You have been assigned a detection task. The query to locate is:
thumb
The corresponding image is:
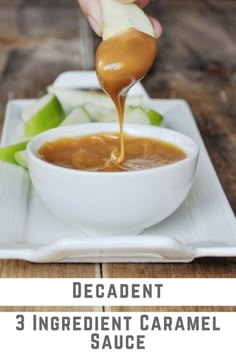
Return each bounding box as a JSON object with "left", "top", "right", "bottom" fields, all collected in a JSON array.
[{"left": 78, "top": 0, "right": 102, "bottom": 36}]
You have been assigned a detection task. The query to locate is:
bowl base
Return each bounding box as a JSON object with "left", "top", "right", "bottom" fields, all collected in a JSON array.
[{"left": 80, "top": 226, "right": 144, "bottom": 237}]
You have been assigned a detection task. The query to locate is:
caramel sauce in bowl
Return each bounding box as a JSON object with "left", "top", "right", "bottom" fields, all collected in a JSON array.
[
  {"left": 38, "top": 133, "right": 186, "bottom": 172},
  {"left": 96, "top": 29, "right": 157, "bottom": 163},
  {"left": 27, "top": 123, "right": 199, "bottom": 236}
]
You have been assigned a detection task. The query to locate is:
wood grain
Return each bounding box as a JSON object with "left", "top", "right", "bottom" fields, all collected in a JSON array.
[
  {"left": 0, "top": 0, "right": 235, "bottom": 313},
  {"left": 0, "top": 306, "right": 102, "bottom": 312},
  {"left": 0, "top": 260, "right": 101, "bottom": 278},
  {"left": 105, "top": 306, "right": 236, "bottom": 312}
]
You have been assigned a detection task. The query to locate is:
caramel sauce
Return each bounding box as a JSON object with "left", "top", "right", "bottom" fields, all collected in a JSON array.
[
  {"left": 38, "top": 133, "right": 186, "bottom": 172},
  {"left": 96, "top": 29, "right": 157, "bottom": 163}
]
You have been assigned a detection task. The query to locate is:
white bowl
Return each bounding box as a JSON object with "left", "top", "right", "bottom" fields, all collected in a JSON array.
[{"left": 27, "top": 123, "right": 199, "bottom": 236}]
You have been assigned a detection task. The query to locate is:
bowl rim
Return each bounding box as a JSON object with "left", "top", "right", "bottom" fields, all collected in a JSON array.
[{"left": 27, "top": 123, "right": 199, "bottom": 177}]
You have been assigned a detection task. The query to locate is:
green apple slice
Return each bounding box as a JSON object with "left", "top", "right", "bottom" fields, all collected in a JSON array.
[
  {"left": 83, "top": 103, "right": 163, "bottom": 126},
  {"left": 125, "top": 106, "right": 150, "bottom": 124},
  {"left": 60, "top": 106, "right": 91, "bottom": 126},
  {"left": 144, "top": 108, "right": 164, "bottom": 126},
  {"left": 125, "top": 106, "right": 163, "bottom": 125},
  {"left": 47, "top": 86, "right": 143, "bottom": 113},
  {"left": 100, "top": 0, "right": 155, "bottom": 40},
  {"left": 0, "top": 141, "right": 28, "bottom": 164},
  {"left": 23, "top": 94, "right": 64, "bottom": 138},
  {"left": 14, "top": 150, "right": 28, "bottom": 169},
  {"left": 83, "top": 103, "right": 117, "bottom": 122}
]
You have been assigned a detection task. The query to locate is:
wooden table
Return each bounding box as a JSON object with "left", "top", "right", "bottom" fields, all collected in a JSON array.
[{"left": 0, "top": 0, "right": 235, "bottom": 311}]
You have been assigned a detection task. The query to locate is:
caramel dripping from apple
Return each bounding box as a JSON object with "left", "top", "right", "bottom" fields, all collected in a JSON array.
[{"left": 96, "top": 28, "right": 157, "bottom": 164}]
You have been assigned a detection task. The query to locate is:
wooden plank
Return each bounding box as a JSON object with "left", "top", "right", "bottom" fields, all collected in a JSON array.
[
  {"left": 103, "top": 258, "right": 236, "bottom": 279},
  {"left": 17, "top": 1, "right": 79, "bottom": 39},
  {"left": 0, "top": 260, "right": 101, "bottom": 278},
  {"left": 105, "top": 306, "right": 236, "bottom": 312},
  {"left": 0, "top": 6, "right": 19, "bottom": 37},
  {"left": 0, "top": 306, "right": 102, "bottom": 312}
]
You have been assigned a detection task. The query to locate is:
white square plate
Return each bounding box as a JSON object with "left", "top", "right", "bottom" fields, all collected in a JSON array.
[{"left": 0, "top": 71, "right": 235, "bottom": 263}]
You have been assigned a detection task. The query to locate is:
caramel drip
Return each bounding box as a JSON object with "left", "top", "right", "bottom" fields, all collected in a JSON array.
[{"left": 96, "top": 29, "right": 157, "bottom": 164}]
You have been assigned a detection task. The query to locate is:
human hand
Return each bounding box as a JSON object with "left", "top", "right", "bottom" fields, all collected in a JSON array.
[{"left": 78, "top": 0, "right": 162, "bottom": 38}]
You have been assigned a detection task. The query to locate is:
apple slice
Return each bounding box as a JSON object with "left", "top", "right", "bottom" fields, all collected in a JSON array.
[
  {"left": 100, "top": 0, "right": 155, "bottom": 40},
  {"left": 143, "top": 107, "right": 163, "bottom": 126},
  {"left": 0, "top": 141, "right": 28, "bottom": 165},
  {"left": 23, "top": 94, "right": 64, "bottom": 138},
  {"left": 47, "top": 86, "right": 143, "bottom": 113},
  {"left": 125, "top": 106, "right": 163, "bottom": 126},
  {"left": 84, "top": 103, "right": 117, "bottom": 122},
  {"left": 14, "top": 150, "right": 28, "bottom": 169},
  {"left": 83, "top": 103, "right": 163, "bottom": 126},
  {"left": 60, "top": 107, "right": 91, "bottom": 126}
]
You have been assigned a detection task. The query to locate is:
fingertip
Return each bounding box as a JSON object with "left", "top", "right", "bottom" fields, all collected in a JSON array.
[
  {"left": 149, "top": 17, "right": 162, "bottom": 38},
  {"left": 136, "top": 0, "right": 150, "bottom": 8}
]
